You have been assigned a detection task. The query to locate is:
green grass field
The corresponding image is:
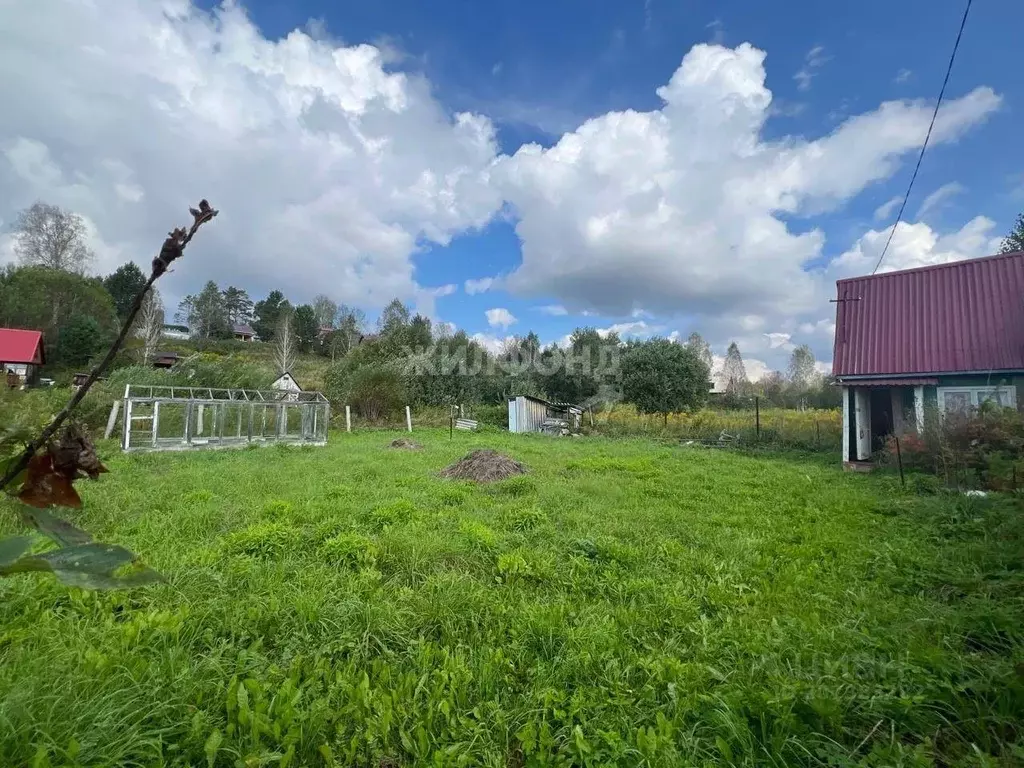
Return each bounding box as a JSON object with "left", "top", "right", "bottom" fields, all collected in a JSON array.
[{"left": 1, "top": 431, "right": 1022, "bottom": 767}]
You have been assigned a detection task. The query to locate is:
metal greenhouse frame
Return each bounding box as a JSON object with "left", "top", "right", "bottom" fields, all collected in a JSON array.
[{"left": 120, "top": 385, "right": 329, "bottom": 452}]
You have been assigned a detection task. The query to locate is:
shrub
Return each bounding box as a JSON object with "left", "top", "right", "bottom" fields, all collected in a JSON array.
[
  {"left": 883, "top": 405, "right": 1024, "bottom": 490},
  {"left": 348, "top": 366, "right": 403, "bottom": 421}
]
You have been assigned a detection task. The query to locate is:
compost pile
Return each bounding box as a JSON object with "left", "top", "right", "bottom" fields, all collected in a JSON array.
[
  {"left": 389, "top": 438, "right": 422, "bottom": 450},
  {"left": 440, "top": 449, "right": 526, "bottom": 483}
]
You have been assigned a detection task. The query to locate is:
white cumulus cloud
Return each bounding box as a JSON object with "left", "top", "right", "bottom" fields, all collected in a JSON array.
[
  {"left": 485, "top": 307, "right": 517, "bottom": 328},
  {"left": 0, "top": 0, "right": 502, "bottom": 309}
]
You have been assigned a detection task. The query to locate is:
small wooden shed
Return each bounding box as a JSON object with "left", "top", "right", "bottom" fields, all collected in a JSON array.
[{"left": 0, "top": 328, "right": 45, "bottom": 388}]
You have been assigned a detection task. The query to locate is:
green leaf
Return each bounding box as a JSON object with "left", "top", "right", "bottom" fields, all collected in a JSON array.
[
  {"left": 0, "top": 455, "right": 27, "bottom": 494},
  {"left": 0, "top": 535, "right": 33, "bottom": 567},
  {"left": 0, "top": 542, "right": 165, "bottom": 590},
  {"left": 51, "top": 566, "right": 164, "bottom": 590},
  {"left": 204, "top": 728, "right": 223, "bottom": 768},
  {"left": 19, "top": 507, "right": 93, "bottom": 547}
]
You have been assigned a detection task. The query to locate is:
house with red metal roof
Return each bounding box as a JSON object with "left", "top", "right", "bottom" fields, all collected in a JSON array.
[
  {"left": 0, "top": 328, "right": 46, "bottom": 388},
  {"left": 832, "top": 251, "right": 1024, "bottom": 464}
]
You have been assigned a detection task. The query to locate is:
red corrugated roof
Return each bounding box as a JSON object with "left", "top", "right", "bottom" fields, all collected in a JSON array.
[
  {"left": 832, "top": 252, "right": 1024, "bottom": 377},
  {"left": 0, "top": 328, "right": 45, "bottom": 365}
]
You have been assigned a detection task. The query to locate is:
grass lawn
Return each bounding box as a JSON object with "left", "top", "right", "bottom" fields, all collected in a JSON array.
[{"left": 1, "top": 431, "right": 1022, "bottom": 767}]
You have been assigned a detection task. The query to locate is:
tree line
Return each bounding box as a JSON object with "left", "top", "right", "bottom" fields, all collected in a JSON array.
[{"left": 9, "top": 198, "right": 1021, "bottom": 414}]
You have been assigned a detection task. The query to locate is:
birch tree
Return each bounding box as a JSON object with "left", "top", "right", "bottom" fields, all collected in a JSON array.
[
  {"left": 135, "top": 288, "right": 164, "bottom": 364},
  {"left": 12, "top": 202, "right": 94, "bottom": 273},
  {"left": 273, "top": 311, "right": 296, "bottom": 374}
]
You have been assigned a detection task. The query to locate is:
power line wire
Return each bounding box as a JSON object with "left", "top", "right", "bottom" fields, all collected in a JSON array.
[{"left": 871, "top": 0, "right": 973, "bottom": 275}]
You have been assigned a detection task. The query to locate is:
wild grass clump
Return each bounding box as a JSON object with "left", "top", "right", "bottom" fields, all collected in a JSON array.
[{"left": 0, "top": 429, "right": 1021, "bottom": 766}]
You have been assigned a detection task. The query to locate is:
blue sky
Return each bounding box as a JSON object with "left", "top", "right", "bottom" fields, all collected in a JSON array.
[
  {"left": 249, "top": 0, "right": 1023, "bottom": 364},
  {"left": 2, "top": 0, "right": 1023, "bottom": 376}
]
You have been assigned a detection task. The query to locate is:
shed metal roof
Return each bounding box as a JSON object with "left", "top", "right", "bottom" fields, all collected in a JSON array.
[
  {"left": 832, "top": 252, "right": 1024, "bottom": 378},
  {"left": 0, "top": 328, "right": 45, "bottom": 365}
]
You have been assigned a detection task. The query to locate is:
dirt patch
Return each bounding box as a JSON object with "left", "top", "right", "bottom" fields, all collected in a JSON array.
[
  {"left": 389, "top": 438, "right": 422, "bottom": 450},
  {"left": 440, "top": 449, "right": 527, "bottom": 483}
]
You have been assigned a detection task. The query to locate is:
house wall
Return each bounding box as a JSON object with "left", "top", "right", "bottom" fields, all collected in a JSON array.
[{"left": 931, "top": 374, "right": 1019, "bottom": 412}]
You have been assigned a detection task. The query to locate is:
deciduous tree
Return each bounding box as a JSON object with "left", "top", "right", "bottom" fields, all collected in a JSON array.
[
  {"left": 134, "top": 289, "right": 164, "bottom": 364},
  {"left": 273, "top": 311, "right": 297, "bottom": 374},
  {"left": 56, "top": 315, "right": 105, "bottom": 367},
  {"left": 1000, "top": 212, "right": 1024, "bottom": 254},
  {"left": 622, "top": 338, "right": 709, "bottom": 424},
  {"left": 0, "top": 265, "right": 117, "bottom": 358},
  {"left": 12, "top": 202, "right": 94, "bottom": 273},
  {"left": 685, "top": 331, "right": 713, "bottom": 370},
  {"left": 722, "top": 342, "right": 748, "bottom": 393},
  {"left": 787, "top": 344, "right": 816, "bottom": 387},
  {"left": 312, "top": 294, "right": 338, "bottom": 329}
]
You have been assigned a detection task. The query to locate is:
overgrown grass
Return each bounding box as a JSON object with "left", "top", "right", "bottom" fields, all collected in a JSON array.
[
  {"left": 593, "top": 403, "right": 843, "bottom": 450},
  {"left": 1, "top": 431, "right": 1021, "bottom": 766}
]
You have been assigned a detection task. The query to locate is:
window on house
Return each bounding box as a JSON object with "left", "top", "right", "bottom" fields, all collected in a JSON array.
[{"left": 938, "top": 386, "right": 1016, "bottom": 414}]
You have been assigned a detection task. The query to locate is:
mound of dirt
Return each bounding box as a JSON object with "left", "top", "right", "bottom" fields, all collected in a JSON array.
[
  {"left": 440, "top": 449, "right": 526, "bottom": 483},
  {"left": 389, "top": 438, "right": 422, "bottom": 450}
]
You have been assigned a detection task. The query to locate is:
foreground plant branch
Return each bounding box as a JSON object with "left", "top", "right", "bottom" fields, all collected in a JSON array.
[{"left": 0, "top": 200, "right": 218, "bottom": 495}]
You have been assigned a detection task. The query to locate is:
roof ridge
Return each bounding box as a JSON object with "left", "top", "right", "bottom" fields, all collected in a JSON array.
[{"left": 836, "top": 250, "right": 1024, "bottom": 284}]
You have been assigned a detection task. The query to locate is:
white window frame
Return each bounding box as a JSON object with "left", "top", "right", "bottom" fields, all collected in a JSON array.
[{"left": 937, "top": 385, "right": 1016, "bottom": 415}]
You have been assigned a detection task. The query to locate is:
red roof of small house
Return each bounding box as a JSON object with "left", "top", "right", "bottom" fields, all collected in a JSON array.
[
  {"left": 832, "top": 251, "right": 1024, "bottom": 378},
  {"left": 0, "top": 328, "right": 45, "bottom": 365}
]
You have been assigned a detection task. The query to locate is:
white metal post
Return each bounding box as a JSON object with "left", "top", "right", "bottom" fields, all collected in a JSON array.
[
  {"left": 854, "top": 388, "right": 871, "bottom": 461},
  {"left": 406, "top": 405, "right": 412, "bottom": 433},
  {"left": 345, "top": 405, "right": 352, "bottom": 433},
  {"left": 841, "top": 386, "right": 849, "bottom": 462},
  {"left": 914, "top": 385, "right": 925, "bottom": 433},
  {"left": 151, "top": 401, "right": 160, "bottom": 447},
  {"left": 122, "top": 398, "right": 132, "bottom": 450}
]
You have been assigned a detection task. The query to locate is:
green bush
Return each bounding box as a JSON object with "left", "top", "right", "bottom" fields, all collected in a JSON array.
[{"left": 349, "top": 366, "right": 403, "bottom": 421}]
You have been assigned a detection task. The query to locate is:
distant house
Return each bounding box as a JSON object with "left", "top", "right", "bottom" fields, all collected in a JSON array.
[
  {"left": 162, "top": 324, "right": 191, "bottom": 340},
  {"left": 0, "top": 328, "right": 45, "bottom": 388},
  {"left": 508, "top": 395, "right": 582, "bottom": 434},
  {"left": 233, "top": 323, "right": 256, "bottom": 342},
  {"left": 152, "top": 351, "right": 180, "bottom": 369},
  {"left": 833, "top": 251, "right": 1024, "bottom": 465},
  {"left": 271, "top": 371, "right": 302, "bottom": 402}
]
